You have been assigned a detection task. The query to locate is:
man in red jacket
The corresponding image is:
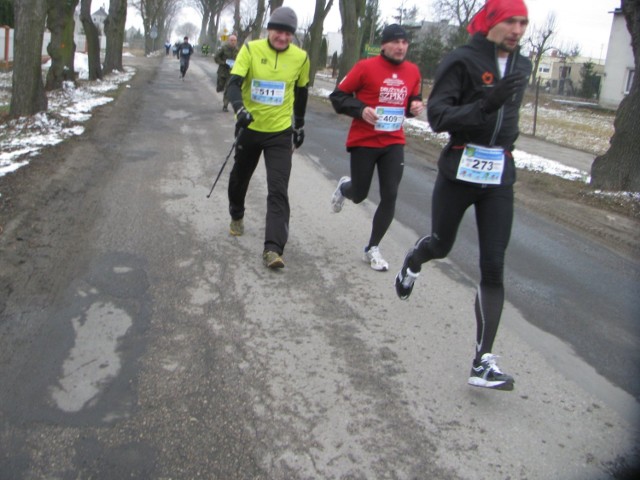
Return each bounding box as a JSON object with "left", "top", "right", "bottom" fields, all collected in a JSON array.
[{"left": 329, "top": 24, "right": 424, "bottom": 271}]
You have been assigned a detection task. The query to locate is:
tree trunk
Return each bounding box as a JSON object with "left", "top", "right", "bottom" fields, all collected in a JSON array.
[
  {"left": 10, "top": 0, "right": 48, "bottom": 117},
  {"left": 198, "top": 4, "right": 210, "bottom": 46},
  {"left": 337, "top": 0, "right": 366, "bottom": 84},
  {"left": 250, "top": 0, "right": 266, "bottom": 41},
  {"left": 103, "top": 0, "right": 127, "bottom": 74},
  {"left": 591, "top": 0, "right": 640, "bottom": 191},
  {"left": 307, "top": 0, "right": 333, "bottom": 87},
  {"left": 80, "top": 0, "right": 102, "bottom": 81},
  {"left": 207, "top": 11, "right": 220, "bottom": 49},
  {"left": 268, "top": 0, "right": 284, "bottom": 14},
  {"left": 45, "top": 0, "right": 79, "bottom": 91}
]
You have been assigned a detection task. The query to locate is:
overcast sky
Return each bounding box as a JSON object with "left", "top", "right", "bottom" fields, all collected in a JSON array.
[{"left": 116, "top": 0, "right": 620, "bottom": 61}]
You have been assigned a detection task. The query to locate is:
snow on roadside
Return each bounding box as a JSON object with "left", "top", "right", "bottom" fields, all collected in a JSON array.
[
  {"left": 1, "top": 61, "right": 637, "bottom": 203},
  {"left": 0, "top": 52, "right": 134, "bottom": 177},
  {"left": 313, "top": 85, "right": 592, "bottom": 183}
]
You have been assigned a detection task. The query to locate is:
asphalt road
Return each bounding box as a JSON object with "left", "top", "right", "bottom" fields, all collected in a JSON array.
[
  {"left": 306, "top": 77, "right": 640, "bottom": 407},
  {"left": 0, "top": 55, "right": 638, "bottom": 479}
]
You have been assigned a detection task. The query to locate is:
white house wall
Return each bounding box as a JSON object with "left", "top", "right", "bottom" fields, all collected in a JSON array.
[{"left": 600, "top": 11, "right": 635, "bottom": 110}]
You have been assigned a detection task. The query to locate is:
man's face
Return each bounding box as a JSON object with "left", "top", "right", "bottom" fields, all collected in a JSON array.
[
  {"left": 229, "top": 36, "right": 237, "bottom": 47},
  {"left": 487, "top": 16, "right": 529, "bottom": 53},
  {"left": 268, "top": 29, "right": 294, "bottom": 51},
  {"left": 382, "top": 39, "right": 409, "bottom": 62}
]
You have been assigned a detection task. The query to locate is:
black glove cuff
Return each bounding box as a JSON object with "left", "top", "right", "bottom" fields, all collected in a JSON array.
[{"left": 480, "top": 98, "right": 497, "bottom": 115}]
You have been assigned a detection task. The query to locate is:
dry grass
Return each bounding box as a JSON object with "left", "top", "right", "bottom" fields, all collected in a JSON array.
[
  {"left": 519, "top": 93, "right": 615, "bottom": 155},
  {"left": 418, "top": 82, "right": 616, "bottom": 156}
]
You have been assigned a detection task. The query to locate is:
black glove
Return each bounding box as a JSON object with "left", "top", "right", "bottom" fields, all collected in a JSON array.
[
  {"left": 483, "top": 74, "right": 525, "bottom": 113},
  {"left": 235, "top": 107, "right": 253, "bottom": 129},
  {"left": 293, "top": 127, "right": 305, "bottom": 149}
]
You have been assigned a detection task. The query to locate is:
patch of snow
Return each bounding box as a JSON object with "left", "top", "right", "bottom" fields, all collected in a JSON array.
[{"left": 0, "top": 52, "right": 134, "bottom": 177}]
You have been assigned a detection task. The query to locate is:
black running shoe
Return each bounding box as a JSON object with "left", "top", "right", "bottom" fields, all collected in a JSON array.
[
  {"left": 394, "top": 249, "right": 419, "bottom": 300},
  {"left": 468, "top": 353, "right": 515, "bottom": 391}
]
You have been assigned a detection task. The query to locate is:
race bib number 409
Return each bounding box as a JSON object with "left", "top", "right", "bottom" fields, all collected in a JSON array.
[
  {"left": 374, "top": 106, "right": 404, "bottom": 131},
  {"left": 250, "top": 79, "right": 285, "bottom": 105}
]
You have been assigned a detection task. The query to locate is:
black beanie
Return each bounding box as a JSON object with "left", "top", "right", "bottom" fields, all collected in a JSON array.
[
  {"left": 381, "top": 24, "right": 408, "bottom": 44},
  {"left": 267, "top": 6, "right": 298, "bottom": 34}
]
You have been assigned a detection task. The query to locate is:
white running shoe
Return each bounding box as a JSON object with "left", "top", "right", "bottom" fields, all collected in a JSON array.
[
  {"left": 363, "top": 246, "right": 389, "bottom": 271},
  {"left": 331, "top": 176, "right": 350, "bottom": 213}
]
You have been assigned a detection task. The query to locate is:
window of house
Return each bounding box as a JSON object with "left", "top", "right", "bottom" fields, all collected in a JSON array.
[{"left": 624, "top": 69, "right": 635, "bottom": 94}]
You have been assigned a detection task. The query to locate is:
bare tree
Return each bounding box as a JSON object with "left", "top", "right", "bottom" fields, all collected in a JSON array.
[
  {"left": 45, "top": 0, "right": 79, "bottom": 91},
  {"left": 10, "top": 0, "right": 48, "bottom": 117},
  {"left": 307, "top": 0, "right": 334, "bottom": 87},
  {"left": 176, "top": 21, "right": 199, "bottom": 39},
  {"left": 591, "top": 0, "right": 640, "bottom": 191},
  {"left": 189, "top": 0, "right": 211, "bottom": 45},
  {"left": 205, "top": 0, "right": 233, "bottom": 48},
  {"left": 131, "top": 0, "right": 181, "bottom": 54},
  {"left": 80, "top": 0, "right": 103, "bottom": 81},
  {"left": 432, "top": 0, "right": 481, "bottom": 48},
  {"left": 433, "top": 0, "right": 481, "bottom": 26},
  {"left": 268, "top": 0, "right": 283, "bottom": 13},
  {"left": 337, "top": 0, "right": 366, "bottom": 83},
  {"left": 233, "top": 0, "right": 266, "bottom": 44},
  {"left": 392, "top": 1, "right": 419, "bottom": 25},
  {"left": 103, "top": 0, "right": 127, "bottom": 73},
  {"left": 526, "top": 12, "right": 557, "bottom": 87}
]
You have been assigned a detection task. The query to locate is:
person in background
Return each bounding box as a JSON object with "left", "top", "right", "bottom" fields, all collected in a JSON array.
[
  {"left": 178, "top": 36, "right": 194, "bottom": 79},
  {"left": 329, "top": 24, "right": 424, "bottom": 271},
  {"left": 394, "top": 0, "right": 531, "bottom": 391},
  {"left": 164, "top": 40, "right": 171, "bottom": 55},
  {"left": 225, "top": 7, "right": 310, "bottom": 269},
  {"left": 214, "top": 34, "right": 239, "bottom": 112}
]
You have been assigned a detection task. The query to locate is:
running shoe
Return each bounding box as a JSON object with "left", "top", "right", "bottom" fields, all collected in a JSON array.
[
  {"left": 363, "top": 246, "right": 389, "bottom": 271},
  {"left": 263, "top": 250, "right": 285, "bottom": 269},
  {"left": 394, "top": 256, "right": 419, "bottom": 300},
  {"left": 331, "top": 176, "right": 350, "bottom": 213},
  {"left": 468, "top": 353, "right": 515, "bottom": 391},
  {"left": 229, "top": 218, "right": 244, "bottom": 236}
]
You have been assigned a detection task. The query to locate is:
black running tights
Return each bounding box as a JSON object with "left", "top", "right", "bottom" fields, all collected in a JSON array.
[
  {"left": 340, "top": 144, "right": 404, "bottom": 248},
  {"left": 408, "top": 174, "right": 514, "bottom": 361}
]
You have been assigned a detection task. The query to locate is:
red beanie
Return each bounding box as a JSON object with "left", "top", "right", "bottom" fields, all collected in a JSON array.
[{"left": 467, "top": 0, "right": 528, "bottom": 35}]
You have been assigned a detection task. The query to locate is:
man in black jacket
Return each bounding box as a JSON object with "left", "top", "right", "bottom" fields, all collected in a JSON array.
[
  {"left": 395, "top": 0, "right": 531, "bottom": 391},
  {"left": 178, "top": 36, "right": 194, "bottom": 79}
]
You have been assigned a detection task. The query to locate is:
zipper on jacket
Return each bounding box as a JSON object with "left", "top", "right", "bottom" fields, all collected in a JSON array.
[{"left": 489, "top": 45, "right": 520, "bottom": 146}]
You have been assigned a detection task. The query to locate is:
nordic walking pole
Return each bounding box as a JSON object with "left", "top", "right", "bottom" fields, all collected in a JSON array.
[{"left": 206, "top": 128, "right": 243, "bottom": 198}]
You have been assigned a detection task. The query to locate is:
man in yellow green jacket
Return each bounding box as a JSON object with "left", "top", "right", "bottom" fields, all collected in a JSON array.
[{"left": 226, "top": 6, "right": 310, "bottom": 269}]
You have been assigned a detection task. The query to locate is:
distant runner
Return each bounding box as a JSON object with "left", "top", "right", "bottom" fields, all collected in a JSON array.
[
  {"left": 178, "top": 36, "right": 194, "bottom": 80},
  {"left": 214, "top": 35, "right": 239, "bottom": 112}
]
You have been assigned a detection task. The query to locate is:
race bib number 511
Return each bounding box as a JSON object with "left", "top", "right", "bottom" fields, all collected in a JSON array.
[{"left": 250, "top": 79, "right": 285, "bottom": 105}]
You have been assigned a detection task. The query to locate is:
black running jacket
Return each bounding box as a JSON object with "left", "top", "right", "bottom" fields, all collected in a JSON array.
[{"left": 427, "top": 33, "right": 532, "bottom": 186}]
